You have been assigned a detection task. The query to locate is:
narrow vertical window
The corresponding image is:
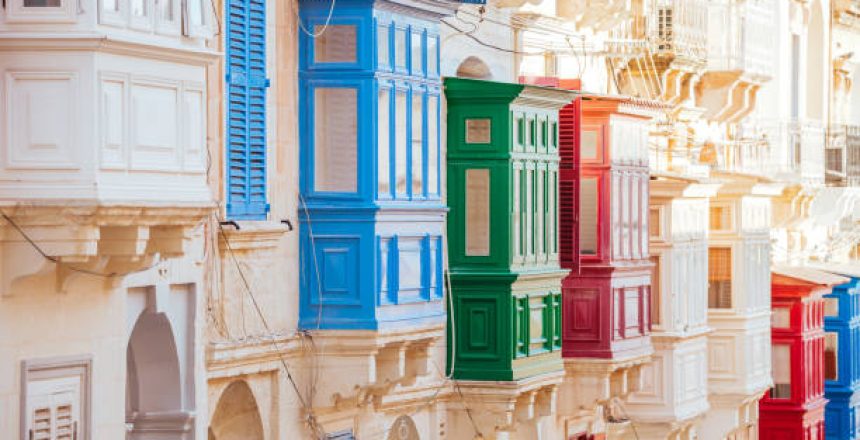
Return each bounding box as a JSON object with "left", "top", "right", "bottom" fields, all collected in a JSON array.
[
  {"left": 378, "top": 88, "right": 391, "bottom": 196},
  {"left": 427, "top": 35, "right": 439, "bottom": 76},
  {"left": 226, "top": 0, "right": 269, "bottom": 219},
  {"left": 411, "top": 30, "right": 423, "bottom": 74},
  {"left": 427, "top": 95, "right": 439, "bottom": 195},
  {"left": 537, "top": 168, "right": 545, "bottom": 257},
  {"left": 708, "top": 247, "right": 732, "bottom": 308},
  {"left": 159, "top": 0, "right": 174, "bottom": 21},
  {"left": 548, "top": 170, "right": 556, "bottom": 255},
  {"left": 650, "top": 256, "right": 661, "bottom": 326},
  {"left": 395, "top": 27, "right": 407, "bottom": 70},
  {"left": 132, "top": 0, "right": 146, "bottom": 16},
  {"left": 580, "top": 177, "right": 598, "bottom": 255},
  {"left": 825, "top": 332, "right": 839, "bottom": 381},
  {"left": 411, "top": 90, "right": 423, "bottom": 196},
  {"left": 104, "top": 0, "right": 119, "bottom": 11},
  {"left": 465, "top": 169, "right": 490, "bottom": 256},
  {"left": 512, "top": 167, "right": 521, "bottom": 258},
  {"left": 395, "top": 90, "right": 408, "bottom": 196},
  {"left": 314, "top": 88, "right": 358, "bottom": 192},
  {"left": 21, "top": 357, "right": 91, "bottom": 440},
  {"left": 377, "top": 23, "right": 390, "bottom": 67},
  {"left": 772, "top": 344, "right": 792, "bottom": 398}
]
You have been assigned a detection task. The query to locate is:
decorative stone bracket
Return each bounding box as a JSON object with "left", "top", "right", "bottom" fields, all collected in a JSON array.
[
  {"left": 558, "top": 355, "right": 651, "bottom": 417},
  {"left": 0, "top": 204, "right": 211, "bottom": 295}
]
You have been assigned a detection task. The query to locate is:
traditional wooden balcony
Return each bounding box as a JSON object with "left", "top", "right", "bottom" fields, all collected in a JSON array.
[
  {"left": 726, "top": 120, "right": 826, "bottom": 185},
  {"left": 825, "top": 124, "right": 860, "bottom": 187}
]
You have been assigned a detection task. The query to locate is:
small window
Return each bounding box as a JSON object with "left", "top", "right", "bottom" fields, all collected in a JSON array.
[
  {"left": 158, "top": 0, "right": 174, "bottom": 21},
  {"left": 825, "top": 332, "right": 838, "bottom": 381},
  {"left": 24, "top": 0, "right": 61, "bottom": 5},
  {"left": 710, "top": 205, "right": 732, "bottom": 231},
  {"left": 516, "top": 118, "right": 525, "bottom": 145},
  {"left": 772, "top": 344, "right": 791, "bottom": 399},
  {"left": 427, "top": 95, "right": 439, "bottom": 195},
  {"left": 465, "top": 169, "right": 491, "bottom": 256},
  {"left": 427, "top": 35, "right": 439, "bottom": 75},
  {"left": 8, "top": 0, "right": 74, "bottom": 22},
  {"left": 102, "top": 0, "right": 119, "bottom": 11},
  {"left": 395, "top": 27, "right": 408, "bottom": 69},
  {"left": 772, "top": 306, "right": 790, "bottom": 328},
  {"left": 465, "top": 119, "right": 491, "bottom": 144},
  {"left": 183, "top": 0, "right": 213, "bottom": 37},
  {"left": 581, "top": 130, "right": 599, "bottom": 159},
  {"left": 580, "top": 177, "right": 598, "bottom": 255},
  {"left": 132, "top": 0, "right": 146, "bottom": 16},
  {"left": 528, "top": 119, "right": 536, "bottom": 146},
  {"left": 21, "top": 356, "right": 91, "bottom": 440},
  {"left": 395, "top": 90, "right": 408, "bottom": 196},
  {"left": 708, "top": 247, "right": 732, "bottom": 309},
  {"left": 825, "top": 297, "right": 839, "bottom": 317},
  {"left": 649, "top": 208, "right": 661, "bottom": 238},
  {"left": 540, "top": 120, "right": 548, "bottom": 147},
  {"left": 314, "top": 25, "right": 357, "bottom": 63},
  {"left": 314, "top": 88, "right": 358, "bottom": 192}
]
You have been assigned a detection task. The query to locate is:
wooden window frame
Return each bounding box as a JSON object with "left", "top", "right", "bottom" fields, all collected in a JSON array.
[{"left": 20, "top": 355, "right": 92, "bottom": 440}]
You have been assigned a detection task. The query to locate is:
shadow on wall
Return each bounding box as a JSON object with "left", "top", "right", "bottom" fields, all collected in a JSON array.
[
  {"left": 456, "top": 56, "right": 493, "bottom": 80},
  {"left": 208, "top": 381, "right": 264, "bottom": 440}
]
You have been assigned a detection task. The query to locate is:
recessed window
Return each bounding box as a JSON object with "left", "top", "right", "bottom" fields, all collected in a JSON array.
[
  {"left": 581, "top": 130, "right": 598, "bottom": 159},
  {"left": 465, "top": 119, "right": 491, "bottom": 144},
  {"left": 651, "top": 256, "right": 661, "bottom": 326},
  {"left": 465, "top": 169, "right": 490, "bottom": 256},
  {"left": 649, "top": 208, "right": 661, "bottom": 238},
  {"left": 377, "top": 24, "right": 390, "bottom": 67},
  {"left": 772, "top": 344, "right": 791, "bottom": 399},
  {"left": 710, "top": 205, "right": 732, "bottom": 231},
  {"left": 708, "top": 247, "right": 732, "bottom": 308},
  {"left": 132, "top": 0, "right": 146, "bottom": 16},
  {"left": 159, "top": 0, "right": 174, "bottom": 21},
  {"left": 772, "top": 306, "right": 790, "bottom": 328},
  {"left": 411, "top": 31, "right": 423, "bottom": 74},
  {"left": 314, "top": 25, "right": 357, "bottom": 63},
  {"left": 103, "top": 0, "right": 119, "bottom": 11},
  {"left": 21, "top": 356, "right": 91, "bottom": 440},
  {"left": 427, "top": 35, "right": 439, "bottom": 75},
  {"left": 395, "top": 28, "right": 407, "bottom": 69},
  {"left": 427, "top": 95, "right": 439, "bottom": 195},
  {"left": 580, "top": 177, "right": 598, "bottom": 255},
  {"left": 395, "top": 90, "right": 408, "bottom": 195},
  {"left": 825, "top": 332, "right": 838, "bottom": 381},
  {"left": 314, "top": 88, "right": 358, "bottom": 192}
]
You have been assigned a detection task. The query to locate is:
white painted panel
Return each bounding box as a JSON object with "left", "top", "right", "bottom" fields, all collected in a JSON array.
[
  {"left": 130, "top": 80, "right": 180, "bottom": 171},
  {"left": 6, "top": 71, "right": 78, "bottom": 170},
  {"left": 182, "top": 85, "right": 205, "bottom": 172},
  {"left": 100, "top": 76, "right": 126, "bottom": 169}
]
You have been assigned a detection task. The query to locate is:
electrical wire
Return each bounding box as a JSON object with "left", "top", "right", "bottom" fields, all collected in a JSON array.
[{"left": 295, "top": 0, "right": 338, "bottom": 39}]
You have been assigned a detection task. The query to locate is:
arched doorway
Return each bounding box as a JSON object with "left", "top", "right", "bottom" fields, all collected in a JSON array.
[
  {"left": 208, "top": 381, "right": 264, "bottom": 440},
  {"left": 456, "top": 56, "right": 493, "bottom": 80},
  {"left": 126, "top": 311, "right": 193, "bottom": 439},
  {"left": 806, "top": 0, "right": 825, "bottom": 120}
]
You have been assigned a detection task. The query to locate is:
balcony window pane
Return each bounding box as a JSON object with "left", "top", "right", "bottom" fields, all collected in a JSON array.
[
  {"left": 427, "top": 35, "right": 438, "bottom": 75},
  {"left": 537, "top": 168, "right": 545, "bottom": 256},
  {"left": 188, "top": 0, "right": 205, "bottom": 26},
  {"left": 314, "top": 88, "right": 358, "bottom": 192},
  {"left": 513, "top": 167, "right": 521, "bottom": 258},
  {"left": 378, "top": 88, "right": 391, "bottom": 196},
  {"left": 377, "top": 24, "right": 390, "bottom": 67},
  {"left": 411, "top": 91, "right": 423, "bottom": 196},
  {"left": 104, "top": 0, "right": 119, "bottom": 11},
  {"left": 395, "top": 28, "right": 407, "bottom": 69},
  {"left": 825, "top": 297, "right": 839, "bottom": 317},
  {"left": 651, "top": 256, "right": 661, "bottom": 326},
  {"left": 708, "top": 247, "right": 732, "bottom": 308},
  {"left": 582, "top": 130, "right": 598, "bottom": 159},
  {"left": 580, "top": 177, "right": 598, "bottom": 255},
  {"left": 395, "top": 90, "right": 408, "bottom": 195},
  {"left": 772, "top": 306, "right": 790, "bottom": 328},
  {"left": 549, "top": 170, "right": 556, "bottom": 254},
  {"left": 159, "top": 0, "right": 173, "bottom": 20},
  {"left": 315, "top": 25, "right": 357, "bottom": 63},
  {"left": 132, "top": 0, "right": 146, "bottom": 16},
  {"left": 466, "top": 119, "right": 491, "bottom": 144},
  {"left": 826, "top": 332, "right": 838, "bottom": 381},
  {"left": 411, "top": 31, "right": 423, "bottom": 74},
  {"left": 465, "top": 169, "right": 490, "bottom": 256},
  {"left": 772, "top": 344, "right": 791, "bottom": 399},
  {"left": 427, "top": 95, "right": 439, "bottom": 195}
]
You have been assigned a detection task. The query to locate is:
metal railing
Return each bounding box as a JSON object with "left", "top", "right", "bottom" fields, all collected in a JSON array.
[{"left": 826, "top": 124, "right": 860, "bottom": 186}]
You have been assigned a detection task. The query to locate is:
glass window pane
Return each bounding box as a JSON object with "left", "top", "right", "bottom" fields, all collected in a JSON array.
[
  {"left": 378, "top": 88, "right": 391, "bottom": 196},
  {"left": 772, "top": 307, "right": 790, "bottom": 328},
  {"left": 527, "top": 169, "right": 534, "bottom": 255},
  {"left": 377, "top": 24, "right": 389, "bottom": 67},
  {"left": 24, "top": 0, "right": 61, "bottom": 6},
  {"left": 314, "top": 88, "right": 358, "bottom": 192},
  {"left": 582, "top": 130, "right": 598, "bottom": 159},
  {"left": 188, "top": 0, "right": 205, "bottom": 26},
  {"left": 315, "top": 25, "right": 357, "bottom": 63},
  {"left": 580, "top": 177, "right": 598, "bottom": 255},
  {"left": 411, "top": 31, "right": 423, "bottom": 74},
  {"left": 132, "top": 0, "right": 146, "bottom": 16},
  {"left": 427, "top": 95, "right": 438, "bottom": 195},
  {"left": 651, "top": 256, "right": 661, "bottom": 326},
  {"left": 537, "top": 168, "right": 544, "bottom": 256},
  {"left": 411, "top": 91, "right": 423, "bottom": 196},
  {"left": 427, "top": 35, "right": 438, "bottom": 75},
  {"left": 772, "top": 344, "right": 792, "bottom": 398},
  {"left": 825, "top": 297, "right": 839, "bottom": 317},
  {"left": 549, "top": 170, "right": 556, "bottom": 254},
  {"left": 159, "top": 0, "right": 173, "bottom": 21},
  {"left": 513, "top": 167, "right": 521, "bottom": 258},
  {"left": 395, "top": 28, "right": 407, "bottom": 69},
  {"left": 104, "top": 0, "right": 119, "bottom": 11},
  {"left": 826, "top": 332, "right": 838, "bottom": 381},
  {"left": 465, "top": 119, "right": 491, "bottom": 144},
  {"left": 708, "top": 247, "right": 732, "bottom": 308},
  {"left": 395, "top": 90, "right": 408, "bottom": 196},
  {"left": 465, "top": 169, "right": 491, "bottom": 256}
]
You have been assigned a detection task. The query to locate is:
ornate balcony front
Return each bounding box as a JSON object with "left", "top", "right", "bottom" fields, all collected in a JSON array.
[{"left": 826, "top": 124, "right": 860, "bottom": 187}]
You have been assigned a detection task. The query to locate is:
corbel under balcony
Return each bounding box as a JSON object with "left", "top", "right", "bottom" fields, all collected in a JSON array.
[
  {"left": 301, "top": 325, "right": 443, "bottom": 414},
  {"left": 0, "top": 204, "right": 210, "bottom": 295},
  {"left": 451, "top": 372, "right": 562, "bottom": 437},
  {"left": 696, "top": 72, "right": 763, "bottom": 123},
  {"left": 558, "top": 353, "right": 652, "bottom": 419}
]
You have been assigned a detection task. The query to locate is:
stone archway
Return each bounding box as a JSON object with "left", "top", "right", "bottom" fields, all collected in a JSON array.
[
  {"left": 456, "top": 56, "right": 493, "bottom": 80},
  {"left": 209, "top": 381, "right": 264, "bottom": 440},
  {"left": 126, "top": 311, "right": 192, "bottom": 439}
]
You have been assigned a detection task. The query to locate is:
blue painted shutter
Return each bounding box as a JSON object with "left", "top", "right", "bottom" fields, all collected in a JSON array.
[{"left": 226, "top": 0, "right": 269, "bottom": 219}]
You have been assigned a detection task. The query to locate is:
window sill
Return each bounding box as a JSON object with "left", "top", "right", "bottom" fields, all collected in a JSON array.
[{"left": 218, "top": 220, "right": 290, "bottom": 252}]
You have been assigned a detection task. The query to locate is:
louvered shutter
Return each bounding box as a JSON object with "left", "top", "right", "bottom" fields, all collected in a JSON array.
[
  {"left": 559, "top": 97, "right": 580, "bottom": 271},
  {"left": 226, "top": 0, "right": 269, "bottom": 219},
  {"left": 27, "top": 386, "right": 79, "bottom": 440}
]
